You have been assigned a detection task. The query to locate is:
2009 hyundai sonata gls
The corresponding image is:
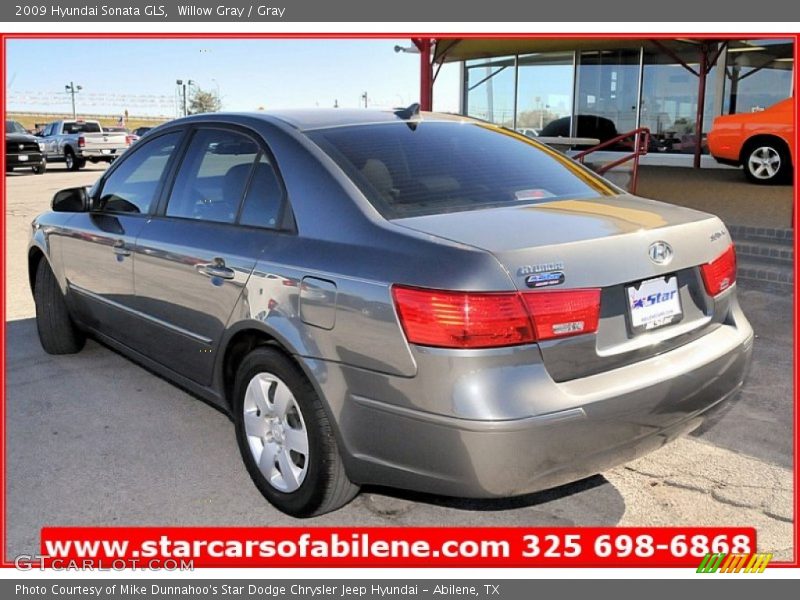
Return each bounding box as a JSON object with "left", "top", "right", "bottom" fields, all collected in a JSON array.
[{"left": 29, "top": 109, "right": 753, "bottom": 516}]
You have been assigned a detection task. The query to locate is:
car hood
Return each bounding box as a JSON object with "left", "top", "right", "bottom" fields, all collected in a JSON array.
[{"left": 5, "top": 132, "right": 39, "bottom": 143}]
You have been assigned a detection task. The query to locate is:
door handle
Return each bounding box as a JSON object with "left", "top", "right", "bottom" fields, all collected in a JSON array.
[
  {"left": 197, "top": 258, "right": 235, "bottom": 280},
  {"left": 112, "top": 241, "right": 131, "bottom": 257}
]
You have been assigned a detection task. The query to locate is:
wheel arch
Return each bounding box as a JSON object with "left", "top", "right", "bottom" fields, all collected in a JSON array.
[
  {"left": 740, "top": 134, "right": 793, "bottom": 166},
  {"left": 217, "top": 321, "right": 306, "bottom": 411},
  {"left": 28, "top": 245, "right": 47, "bottom": 294},
  {"left": 215, "top": 319, "right": 355, "bottom": 460}
]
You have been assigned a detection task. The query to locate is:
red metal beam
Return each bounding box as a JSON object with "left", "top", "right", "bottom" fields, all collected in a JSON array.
[
  {"left": 693, "top": 44, "right": 709, "bottom": 169},
  {"left": 650, "top": 40, "right": 700, "bottom": 77},
  {"left": 414, "top": 38, "right": 433, "bottom": 111}
]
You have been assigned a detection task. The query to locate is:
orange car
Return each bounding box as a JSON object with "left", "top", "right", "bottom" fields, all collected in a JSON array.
[{"left": 707, "top": 97, "right": 794, "bottom": 184}]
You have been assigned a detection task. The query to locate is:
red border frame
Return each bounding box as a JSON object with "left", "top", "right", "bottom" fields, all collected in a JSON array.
[{"left": 0, "top": 31, "right": 797, "bottom": 570}]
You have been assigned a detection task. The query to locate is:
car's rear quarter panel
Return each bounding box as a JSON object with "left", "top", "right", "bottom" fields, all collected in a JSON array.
[{"left": 219, "top": 118, "right": 519, "bottom": 379}]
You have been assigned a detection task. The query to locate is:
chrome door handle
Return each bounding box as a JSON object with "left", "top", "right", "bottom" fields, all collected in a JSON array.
[
  {"left": 112, "top": 241, "right": 131, "bottom": 257},
  {"left": 197, "top": 259, "right": 235, "bottom": 280}
]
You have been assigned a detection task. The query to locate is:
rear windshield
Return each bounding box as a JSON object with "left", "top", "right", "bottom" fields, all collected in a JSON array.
[
  {"left": 309, "top": 121, "right": 615, "bottom": 219},
  {"left": 63, "top": 121, "right": 102, "bottom": 134}
]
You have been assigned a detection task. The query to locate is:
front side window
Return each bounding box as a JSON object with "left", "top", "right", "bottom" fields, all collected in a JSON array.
[
  {"left": 309, "top": 121, "right": 615, "bottom": 219},
  {"left": 96, "top": 131, "right": 181, "bottom": 214},
  {"left": 166, "top": 129, "right": 259, "bottom": 224}
]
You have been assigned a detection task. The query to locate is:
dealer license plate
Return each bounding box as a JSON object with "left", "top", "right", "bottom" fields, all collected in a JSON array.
[
  {"left": 18, "top": 155, "right": 28, "bottom": 161},
  {"left": 101, "top": 149, "right": 111, "bottom": 155},
  {"left": 626, "top": 275, "right": 682, "bottom": 332}
]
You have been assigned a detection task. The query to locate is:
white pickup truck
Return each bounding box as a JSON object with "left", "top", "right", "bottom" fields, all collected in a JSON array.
[{"left": 38, "top": 119, "right": 130, "bottom": 171}]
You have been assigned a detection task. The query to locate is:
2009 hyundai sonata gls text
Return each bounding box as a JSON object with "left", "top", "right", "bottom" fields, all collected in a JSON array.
[{"left": 29, "top": 109, "right": 753, "bottom": 516}]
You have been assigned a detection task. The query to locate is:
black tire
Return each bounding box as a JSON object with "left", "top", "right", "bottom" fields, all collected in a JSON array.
[
  {"left": 32, "top": 159, "right": 46, "bottom": 175},
  {"left": 742, "top": 138, "right": 792, "bottom": 184},
  {"left": 65, "top": 148, "right": 81, "bottom": 171},
  {"left": 233, "top": 346, "right": 359, "bottom": 517},
  {"left": 33, "top": 260, "right": 85, "bottom": 354}
]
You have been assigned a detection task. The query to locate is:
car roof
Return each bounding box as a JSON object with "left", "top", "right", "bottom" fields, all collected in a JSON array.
[{"left": 178, "top": 109, "right": 475, "bottom": 133}]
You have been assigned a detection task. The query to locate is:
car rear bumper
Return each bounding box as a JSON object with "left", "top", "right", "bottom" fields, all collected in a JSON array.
[
  {"left": 79, "top": 148, "right": 125, "bottom": 159},
  {"left": 311, "top": 295, "right": 754, "bottom": 498}
]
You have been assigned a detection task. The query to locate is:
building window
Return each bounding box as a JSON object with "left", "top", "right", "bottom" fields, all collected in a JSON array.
[
  {"left": 465, "top": 56, "right": 516, "bottom": 127},
  {"left": 724, "top": 39, "right": 793, "bottom": 115},
  {"left": 573, "top": 49, "right": 641, "bottom": 145},
  {"left": 515, "top": 52, "right": 574, "bottom": 137},
  {"left": 640, "top": 42, "right": 721, "bottom": 155}
]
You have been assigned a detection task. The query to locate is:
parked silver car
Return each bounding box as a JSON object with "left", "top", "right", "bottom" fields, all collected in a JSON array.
[{"left": 28, "top": 109, "right": 753, "bottom": 516}]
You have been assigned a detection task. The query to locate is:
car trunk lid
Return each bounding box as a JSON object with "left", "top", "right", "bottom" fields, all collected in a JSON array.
[{"left": 393, "top": 195, "right": 734, "bottom": 381}]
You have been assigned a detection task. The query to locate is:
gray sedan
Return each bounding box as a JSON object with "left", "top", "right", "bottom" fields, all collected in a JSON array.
[{"left": 28, "top": 108, "right": 753, "bottom": 517}]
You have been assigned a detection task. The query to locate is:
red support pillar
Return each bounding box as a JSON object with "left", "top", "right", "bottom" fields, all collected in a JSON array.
[
  {"left": 693, "top": 45, "right": 709, "bottom": 169},
  {"left": 414, "top": 38, "right": 433, "bottom": 111}
]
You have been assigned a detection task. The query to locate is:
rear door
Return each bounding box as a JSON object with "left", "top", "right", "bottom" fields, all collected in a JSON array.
[
  {"left": 130, "top": 125, "right": 290, "bottom": 385},
  {"left": 60, "top": 129, "right": 184, "bottom": 344}
]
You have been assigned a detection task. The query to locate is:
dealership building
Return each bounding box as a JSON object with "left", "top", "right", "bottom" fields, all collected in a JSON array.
[{"left": 414, "top": 38, "right": 794, "bottom": 167}]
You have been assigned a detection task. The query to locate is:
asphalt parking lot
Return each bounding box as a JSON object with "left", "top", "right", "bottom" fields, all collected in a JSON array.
[{"left": 4, "top": 164, "right": 794, "bottom": 562}]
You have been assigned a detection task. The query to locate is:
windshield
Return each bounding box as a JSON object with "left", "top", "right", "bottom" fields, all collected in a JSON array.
[
  {"left": 5, "top": 121, "right": 27, "bottom": 134},
  {"left": 309, "top": 121, "right": 616, "bottom": 219}
]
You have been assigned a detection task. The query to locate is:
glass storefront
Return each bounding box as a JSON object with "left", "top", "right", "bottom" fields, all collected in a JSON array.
[
  {"left": 460, "top": 39, "right": 794, "bottom": 163},
  {"left": 515, "top": 52, "right": 574, "bottom": 136},
  {"left": 574, "top": 49, "right": 640, "bottom": 142},
  {"left": 723, "top": 38, "right": 794, "bottom": 114},
  {"left": 640, "top": 43, "right": 720, "bottom": 155},
  {"left": 464, "top": 56, "right": 515, "bottom": 127}
]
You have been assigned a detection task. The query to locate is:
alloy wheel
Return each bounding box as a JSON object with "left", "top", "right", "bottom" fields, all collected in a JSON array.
[
  {"left": 242, "top": 372, "right": 309, "bottom": 493},
  {"left": 748, "top": 146, "right": 781, "bottom": 180}
]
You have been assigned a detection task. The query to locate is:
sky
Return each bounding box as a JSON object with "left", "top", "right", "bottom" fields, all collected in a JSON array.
[{"left": 6, "top": 39, "right": 461, "bottom": 117}]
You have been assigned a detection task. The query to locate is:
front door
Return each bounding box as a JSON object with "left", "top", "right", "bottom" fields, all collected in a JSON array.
[{"left": 60, "top": 130, "right": 183, "bottom": 344}]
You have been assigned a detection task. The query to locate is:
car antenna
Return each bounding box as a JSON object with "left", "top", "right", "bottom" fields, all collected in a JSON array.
[{"left": 393, "top": 103, "right": 421, "bottom": 120}]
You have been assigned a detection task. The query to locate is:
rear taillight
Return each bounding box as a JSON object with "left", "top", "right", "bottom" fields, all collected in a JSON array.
[
  {"left": 700, "top": 244, "right": 737, "bottom": 296},
  {"left": 521, "top": 289, "right": 601, "bottom": 341},
  {"left": 392, "top": 286, "right": 533, "bottom": 349},
  {"left": 78, "top": 135, "right": 85, "bottom": 148},
  {"left": 392, "top": 285, "right": 601, "bottom": 349},
  {"left": 125, "top": 135, "right": 134, "bottom": 146}
]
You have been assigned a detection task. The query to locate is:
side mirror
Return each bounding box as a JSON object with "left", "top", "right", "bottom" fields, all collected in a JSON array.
[{"left": 52, "top": 187, "right": 90, "bottom": 213}]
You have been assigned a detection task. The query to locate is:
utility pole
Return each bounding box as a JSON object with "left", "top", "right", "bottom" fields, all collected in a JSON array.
[
  {"left": 176, "top": 79, "right": 195, "bottom": 116},
  {"left": 361, "top": 91, "right": 368, "bottom": 108},
  {"left": 65, "top": 82, "right": 82, "bottom": 119}
]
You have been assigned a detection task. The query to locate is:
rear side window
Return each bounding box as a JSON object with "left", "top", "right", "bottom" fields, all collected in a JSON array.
[
  {"left": 166, "top": 129, "right": 259, "bottom": 224},
  {"left": 239, "top": 154, "right": 283, "bottom": 229},
  {"left": 97, "top": 131, "right": 181, "bottom": 214},
  {"left": 309, "top": 121, "right": 615, "bottom": 218}
]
